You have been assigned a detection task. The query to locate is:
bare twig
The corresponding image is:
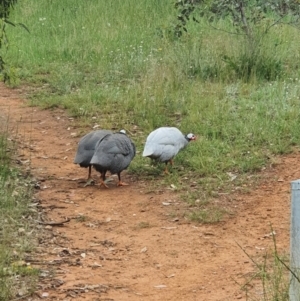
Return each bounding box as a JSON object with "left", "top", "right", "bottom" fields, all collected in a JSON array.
[
  {"left": 264, "top": 15, "right": 286, "bottom": 34},
  {"left": 11, "top": 293, "right": 33, "bottom": 301},
  {"left": 236, "top": 1, "right": 251, "bottom": 37},
  {"left": 36, "top": 218, "right": 70, "bottom": 226},
  {"left": 39, "top": 205, "right": 67, "bottom": 210},
  {"left": 208, "top": 23, "right": 245, "bottom": 36}
]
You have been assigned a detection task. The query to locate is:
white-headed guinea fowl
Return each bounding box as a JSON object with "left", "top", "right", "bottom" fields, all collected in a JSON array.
[
  {"left": 90, "top": 131, "right": 136, "bottom": 188},
  {"left": 74, "top": 129, "right": 112, "bottom": 180},
  {"left": 142, "top": 127, "right": 196, "bottom": 174}
]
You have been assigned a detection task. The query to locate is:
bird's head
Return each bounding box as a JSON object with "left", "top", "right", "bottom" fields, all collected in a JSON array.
[
  {"left": 186, "top": 133, "right": 196, "bottom": 141},
  {"left": 119, "top": 129, "right": 126, "bottom": 134}
]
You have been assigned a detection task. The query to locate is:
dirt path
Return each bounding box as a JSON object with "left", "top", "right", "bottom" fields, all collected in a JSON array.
[{"left": 0, "top": 84, "right": 294, "bottom": 300}]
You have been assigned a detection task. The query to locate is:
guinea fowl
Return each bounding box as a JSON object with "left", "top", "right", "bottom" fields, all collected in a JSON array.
[
  {"left": 142, "top": 127, "right": 196, "bottom": 174},
  {"left": 90, "top": 131, "right": 136, "bottom": 188},
  {"left": 74, "top": 129, "right": 112, "bottom": 180}
]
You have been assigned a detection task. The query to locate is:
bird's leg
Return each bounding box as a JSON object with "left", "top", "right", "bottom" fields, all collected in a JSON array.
[
  {"left": 164, "top": 162, "right": 169, "bottom": 174},
  {"left": 169, "top": 159, "right": 174, "bottom": 166},
  {"left": 88, "top": 165, "right": 92, "bottom": 179},
  {"left": 117, "top": 172, "right": 129, "bottom": 186},
  {"left": 83, "top": 165, "right": 95, "bottom": 187},
  {"left": 99, "top": 171, "right": 109, "bottom": 188}
]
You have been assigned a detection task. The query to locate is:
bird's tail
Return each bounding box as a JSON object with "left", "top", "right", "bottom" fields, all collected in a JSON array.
[{"left": 142, "top": 146, "right": 154, "bottom": 157}]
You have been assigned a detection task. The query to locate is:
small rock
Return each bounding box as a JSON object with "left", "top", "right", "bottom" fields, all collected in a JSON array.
[
  {"left": 227, "top": 172, "right": 237, "bottom": 181},
  {"left": 203, "top": 232, "right": 214, "bottom": 236},
  {"left": 41, "top": 292, "right": 49, "bottom": 298},
  {"left": 161, "top": 227, "right": 177, "bottom": 230},
  {"left": 40, "top": 271, "right": 49, "bottom": 278},
  {"left": 16, "top": 289, "right": 26, "bottom": 297},
  {"left": 91, "top": 262, "right": 102, "bottom": 268},
  {"left": 140, "top": 247, "right": 147, "bottom": 253}
]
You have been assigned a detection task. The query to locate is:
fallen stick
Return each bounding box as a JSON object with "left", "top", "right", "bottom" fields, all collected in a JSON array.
[{"left": 36, "top": 218, "right": 70, "bottom": 226}]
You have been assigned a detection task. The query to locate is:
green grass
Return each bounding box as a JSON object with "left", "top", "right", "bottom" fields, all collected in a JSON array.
[
  {"left": 187, "top": 207, "right": 225, "bottom": 223},
  {"left": 0, "top": 128, "right": 38, "bottom": 300},
  {"left": 4, "top": 0, "right": 300, "bottom": 214},
  {"left": 75, "top": 214, "right": 88, "bottom": 222},
  {"left": 0, "top": 3, "right": 296, "bottom": 299},
  {"left": 237, "top": 234, "right": 290, "bottom": 301}
]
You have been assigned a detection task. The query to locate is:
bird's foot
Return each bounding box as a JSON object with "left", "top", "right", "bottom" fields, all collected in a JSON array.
[
  {"left": 163, "top": 168, "right": 169, "bottom": 175},
  {"left": 117, "top": 181, "right": 129, "bottom": 186},
  {"left": 100, "top": 180, "right": 109, "bottom": 188}
]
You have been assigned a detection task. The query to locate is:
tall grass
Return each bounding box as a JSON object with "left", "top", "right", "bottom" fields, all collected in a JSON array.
[
  {"left": 237, "top": 234, "right": 290, "bottom": 301},
  {"left": 5, "top": 1, "right": 300, "bottom": 200},
  {"left": 0, "top": 125, "right": 38, "bottom": 300}
]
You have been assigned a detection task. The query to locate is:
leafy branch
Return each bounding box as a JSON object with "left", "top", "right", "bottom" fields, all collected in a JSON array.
[{"left": 174, "top": 0, "right": 300, "bottom": 39}]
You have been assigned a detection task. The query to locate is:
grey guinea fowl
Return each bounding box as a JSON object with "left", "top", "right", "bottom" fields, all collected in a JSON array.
[
  {"left": 142, "top": 127, "right": 196, "bottom": 174},
  {"left": 90, "top": 131, "right": 136, "bottom": 188},
  {"left": 74, "top": 129, "right": 112, "bottom": 180}
]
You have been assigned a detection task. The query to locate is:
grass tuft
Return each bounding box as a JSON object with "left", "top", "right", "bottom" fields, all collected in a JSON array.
[
  {"left": 236, "top": 231, "right": 290, "bottom": 300},
  {"left": 187, "top": 207, "right": 225, "bottom": 223},
  {"left": 0, "top": 126, "right": 38, "bottom": 300}
]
